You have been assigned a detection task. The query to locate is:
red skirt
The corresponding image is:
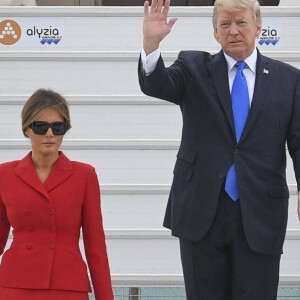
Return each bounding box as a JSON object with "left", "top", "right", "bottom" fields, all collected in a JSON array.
[{"left": 0, "top": 287, "right": 89, "bottom": 300}]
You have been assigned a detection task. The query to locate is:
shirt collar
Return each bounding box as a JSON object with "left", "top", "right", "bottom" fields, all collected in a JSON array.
[{"left": 223, "top": 48, "right": 257, "bottom": 74}]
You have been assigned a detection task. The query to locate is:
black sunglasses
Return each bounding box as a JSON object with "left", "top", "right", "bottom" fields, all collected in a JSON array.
[{"left": 28, "top": 121, "right": 68, "bottom": 136}]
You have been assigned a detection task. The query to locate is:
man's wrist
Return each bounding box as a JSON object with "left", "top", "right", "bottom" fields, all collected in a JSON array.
[
  {"left": 141, "top": 47, "right": 161, "bottom": 76},
  {"left": 143, "top": 39, "right": 160, "bottom": 56}
]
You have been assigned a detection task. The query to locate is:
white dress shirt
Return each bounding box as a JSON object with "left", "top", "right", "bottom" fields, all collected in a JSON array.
[{"left": 141, "top": 47, "right": 257, "bottom": 106}]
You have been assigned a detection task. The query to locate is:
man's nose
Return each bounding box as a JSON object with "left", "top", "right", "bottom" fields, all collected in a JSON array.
[{"left": 229, "top": 24, "right": 239, "bottom": 35}]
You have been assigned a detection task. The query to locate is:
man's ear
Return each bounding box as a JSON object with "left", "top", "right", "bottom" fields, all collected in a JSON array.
[
  {"left": 214, "top": 28, "right": 220, "bottom": 43},
  {"left": 255, "top": 25, "right": 262, "bottom": 37}
]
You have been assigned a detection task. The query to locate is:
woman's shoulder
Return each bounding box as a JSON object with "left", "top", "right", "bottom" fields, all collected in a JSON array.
[
  {"left": 0, "top": 160, "right": 19, "bottom": 171},
  {"left": 0, "top": 160, "right": 19, "bottom": 182},
  {"left": 70, "top": 161, "right": 98, "bottom": 182},
  {"left": 0, "top": 152, "right": 32, "bottom": 172},
  {"left": 70, "top": 160, "right": 95, "bottom": 174},
  {"left": 59, "top": 152, "right": 95, "bottom": 174}
]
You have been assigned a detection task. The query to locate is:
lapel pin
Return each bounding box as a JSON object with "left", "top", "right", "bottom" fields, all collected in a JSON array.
[{"left": 263, "top": 69, "right": 269, "bottom": 74}]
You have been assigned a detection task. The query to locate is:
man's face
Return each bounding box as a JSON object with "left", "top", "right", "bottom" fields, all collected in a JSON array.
[{"left": 214, "top": 8, "right": 261, "bottom": 61}]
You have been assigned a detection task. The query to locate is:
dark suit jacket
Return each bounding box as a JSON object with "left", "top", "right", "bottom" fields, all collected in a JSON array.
[
  {"left": 138, "top": 50, "right": 300, "bottom": 254},
  {"left": 0, "top": 152, "right": 113, "bottom": 300}
]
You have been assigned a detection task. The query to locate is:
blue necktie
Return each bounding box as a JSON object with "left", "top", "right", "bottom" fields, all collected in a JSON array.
[{"left": 225, "top": 61, "right": 249, "bottom": 201}]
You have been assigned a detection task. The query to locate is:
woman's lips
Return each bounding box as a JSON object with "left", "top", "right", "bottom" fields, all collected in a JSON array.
[{"left": 43, "top": 142, "right": 55, "bottom": 145}]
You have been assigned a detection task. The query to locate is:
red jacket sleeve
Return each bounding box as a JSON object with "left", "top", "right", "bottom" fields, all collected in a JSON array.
[
  {"left": 82, "top": 167, "right": 113, "bottom": 300},
  {"left": 0, "top": 194, "right": 10, "bottom": 256}
]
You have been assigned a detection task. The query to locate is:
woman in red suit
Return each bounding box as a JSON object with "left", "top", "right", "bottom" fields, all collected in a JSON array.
[{"left": 0, "top": 89, "right": 114, "bottom": 300}]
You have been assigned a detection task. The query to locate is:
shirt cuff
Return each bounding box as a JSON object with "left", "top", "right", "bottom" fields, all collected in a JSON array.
[{"left": 141, "top": 47, "right": 161, "bottom": 76}]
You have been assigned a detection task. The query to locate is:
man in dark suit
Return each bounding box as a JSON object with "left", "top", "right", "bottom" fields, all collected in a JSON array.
[{"left": 138, "top": 0, "right": 300, "bottom": 299}]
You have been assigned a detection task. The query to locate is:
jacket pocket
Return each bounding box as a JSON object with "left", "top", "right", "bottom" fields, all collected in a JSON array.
[
  {"left": 176, "top": 148, "right": 197, "bottom": 163},
  {"left": 173, "top": 148, "right": 196, "bottom": 181},
  {"left": 268, "top": 186, "right": 289, "bottom": 198}
]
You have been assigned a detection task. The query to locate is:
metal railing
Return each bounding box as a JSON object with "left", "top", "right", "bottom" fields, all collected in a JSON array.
[{"left": 88, "top": 287, "right": 300, "bottom": 300}]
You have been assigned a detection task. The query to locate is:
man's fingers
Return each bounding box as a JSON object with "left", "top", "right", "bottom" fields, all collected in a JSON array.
[
  {"left": 162, "top": 0, "right": 171, "bottom": 17},
  {"left": 144, "top": 1, "right": 149, "bottom": 16},
  {"left": 157, "top": 0, "right": 164, "bottom": 13},
  {"left": 150, "top": 0, "right": 158, "bottom": 13},
  {"left": 167, "top": 17, "right": 177, "bottom": 31}
]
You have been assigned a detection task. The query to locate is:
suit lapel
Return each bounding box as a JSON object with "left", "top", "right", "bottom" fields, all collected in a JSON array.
[
  {"left": 207, "top": 51, "right": 235, "bottom": 136},
  {"left": 14, "top": 152, "right": 50, "bottom": 200},
  {"left": 239, "top": 52, "right": 273, "bottom": 143},
  {"left": 14, "top": 152, "right": 74, "bottom": 199},
  {"left": 43, "top": 152, "right": 73, "bottom": 193}
]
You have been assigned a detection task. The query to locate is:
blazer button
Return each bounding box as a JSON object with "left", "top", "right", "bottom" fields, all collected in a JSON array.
[
  {"left": 49, "top": 243, "right": 55, "bottom": 249},
  {"left": 26, "top": 243, "right": 32, "bottom": 250},
  {"left": 27, "top": 226, "right": 33, "bottom": 232},
  {"left": 219, "top": 173, "right": 225, "bottom": 179},
  {"left": 49, "top": 226, "right": 56, "bottom": 232},
  {"left": 24, "top": 210, "right": 30, "bottom": 216},
  {"left": 48, "top": 209, "right": 55, "bottom": 215}
]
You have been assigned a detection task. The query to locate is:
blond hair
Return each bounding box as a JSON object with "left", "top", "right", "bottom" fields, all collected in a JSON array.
[
  {"left": 213, "top": 0, "right": 262, "bottom": 28},
  {"left": 22, "top": 89, "right": 71, "bottom": 137}
]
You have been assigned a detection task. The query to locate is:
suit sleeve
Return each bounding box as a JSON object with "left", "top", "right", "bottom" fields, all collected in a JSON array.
[
  {"left": 82, "top": 167, "right": 113, "bottom": 300},
  {"left": 287, "top": 75, "right": 300, "bottom": 190},
  {"left": 138, "top": 52, "right": 187, "bottom": 105},
  {"left": 0, "top": 193, "right": 10, "bottom": 256}
]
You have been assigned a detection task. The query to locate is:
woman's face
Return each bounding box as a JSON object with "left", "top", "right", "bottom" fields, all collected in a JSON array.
[{"left": 25, "top": 107, "right": 65, "bottom": 157}]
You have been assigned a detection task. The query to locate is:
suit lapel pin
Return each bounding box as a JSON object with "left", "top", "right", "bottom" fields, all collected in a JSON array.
[{"left": 263, "top": 69, "right": 269, "bottom": 74}]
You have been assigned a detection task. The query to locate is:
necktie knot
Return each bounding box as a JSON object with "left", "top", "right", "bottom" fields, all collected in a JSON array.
[{"left": 235, "top": 61, "right": 247, "bottom": 71}]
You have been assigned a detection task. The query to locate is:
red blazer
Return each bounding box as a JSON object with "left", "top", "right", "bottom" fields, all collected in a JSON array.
[{"left": 0, "top": 152, "right": 113, "bottom": 300}]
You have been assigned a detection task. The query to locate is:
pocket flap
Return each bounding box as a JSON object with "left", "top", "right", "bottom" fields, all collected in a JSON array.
[
  {"left": 177, "top": 148, "right": 196, "bottom": 164},
  {"left": 268, "top": 186, "right": 289, "bottom": 198},
  {"left": 173, "top": 161, "right": 193, "bottom": 181}
]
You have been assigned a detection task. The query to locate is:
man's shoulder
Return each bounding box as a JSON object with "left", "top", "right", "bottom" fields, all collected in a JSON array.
[
  {"left": 176, "top": 50, "right": 221, "bottom": 68},
  {"left": 178, "top": 50, "right": 216, "bottom": 61},
  {"left": 260, "top": 53, "right": 300, "bottom": 75}
]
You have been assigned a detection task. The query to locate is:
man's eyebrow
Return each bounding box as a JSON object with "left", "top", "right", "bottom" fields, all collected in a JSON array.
[
  {"left": 236, "top": 16, "right": 248, "bottom": 21},
  {"left": 219, "top": 18, "right": 230, "bottom": 22}
]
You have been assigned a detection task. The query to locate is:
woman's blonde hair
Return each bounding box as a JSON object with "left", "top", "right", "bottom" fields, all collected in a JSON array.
[{"left": 22, "top": 89, "right": 71, "bottom": 137}]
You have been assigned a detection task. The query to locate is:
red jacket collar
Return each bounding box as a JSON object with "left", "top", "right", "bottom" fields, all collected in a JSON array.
[{"left": 14, "top": 151, "right": 74, "bottom": 199}]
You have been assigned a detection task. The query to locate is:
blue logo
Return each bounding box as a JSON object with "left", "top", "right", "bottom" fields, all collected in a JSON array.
[
  {"left": 258, "top": 26, "right": 280, "bottom": 46},
  {"left": 40, "top": 38, "right": 61, "bottom": 45},
  {"left": 258, "top": 39, "right": 279, "bottom": 46}
]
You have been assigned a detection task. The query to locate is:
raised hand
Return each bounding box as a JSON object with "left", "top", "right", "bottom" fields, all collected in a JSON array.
[{"left": 143, "top": 0, "right": 177, "bottom": 55}]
